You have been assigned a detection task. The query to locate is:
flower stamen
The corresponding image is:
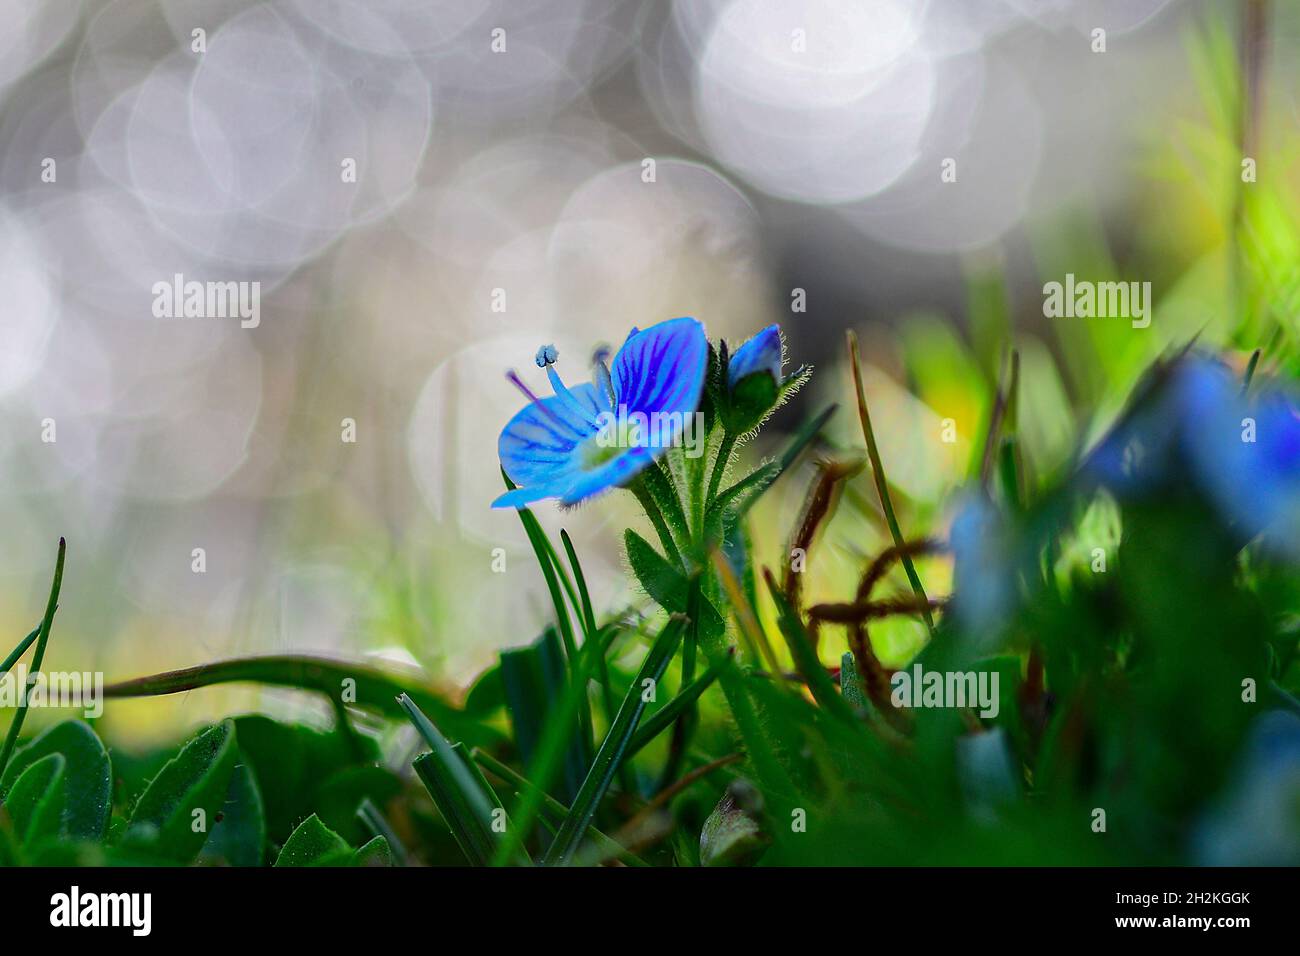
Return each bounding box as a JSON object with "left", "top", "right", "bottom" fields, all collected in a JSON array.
[
  {"left": 505, "top": 369, "right": 583, "bottom": 438},
  {"left": 592, "top": 347, "right": 616, "bottom": 408},
  {"left": 535, "top": 344, "right": 602, "bottom": 427}
]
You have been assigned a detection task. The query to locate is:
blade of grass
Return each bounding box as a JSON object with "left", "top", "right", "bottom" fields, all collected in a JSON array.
[
  {"left": 501, "top": 470, "right": 581, "bottom": 613},
  {"left": 0, "top": 538, "right": 65, "bottom": 779},
  {"left": 399, "top": 693, "right": 524, "bottom": 866},
  {"left": 653, "top": 577, "right": 704, "bottom": 794},
  {"left": 500, "top": 628, "right": 589, "bottom": 803},
  {"left": 505, "top": 487, "right": 598, "bottom": 760},
  {"left": 542, "top": 615, "right": 686, "bottom": 865},
  {"left": 764, "top": 570, "right": 859, "bottom": 724},
  {"left": 846, "top": 331, "right": 935, "bottom": 636},
  {"left": 0, "top": 625, "right": 40, "bottom": 676},
  {"left": 977, "top": 349, "right": 1018, "bottom": 486},
  {"left": 998, "top": 436, "right": 1024, "bottom": 512},
  {"left": 626, "top": 652, "right": 727, "bottom": 760},
  {"left": 491, "top": 620, "right": 609, "bottom": 865},
  {"left": 505, "top": 481, "right": 579, "bottom": 667},
  {"left": 472, "top": 748, "right": 647, "bottom": 866},
  {"left": 705, "top": 431, "right": 737, "bottom": 509},
  {"left": 560, "top": 530, "right": 620, "bottom": 734}
]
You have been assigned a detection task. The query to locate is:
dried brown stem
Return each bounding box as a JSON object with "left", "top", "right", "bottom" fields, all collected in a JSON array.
[{"left": 783, "top": 457, "right": 864, "bottom": 627}]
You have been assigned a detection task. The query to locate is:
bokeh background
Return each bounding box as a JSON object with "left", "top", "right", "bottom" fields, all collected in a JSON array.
[{"left": 1, "top": 0, "right": 1296, "bottom": 741}]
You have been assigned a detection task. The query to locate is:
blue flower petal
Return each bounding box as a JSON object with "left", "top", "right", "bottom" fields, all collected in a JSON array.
[
  {"left": 497, "top": 381, "right": 606, "bottom": 490},
  {"left": 492, "top": 484, "right": 567, "bottom": 509},
  {"left": 559, "top": 445, "right": 656, "bottom": 506},
  {"left": 727, "top": 325, "right": 783, "bottom": 387},
  {"left": 611, "top": 317, "right": 708, "bottom": 439}
]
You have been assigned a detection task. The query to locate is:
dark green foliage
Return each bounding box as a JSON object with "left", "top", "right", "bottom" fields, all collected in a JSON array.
[
  {"left": 0, "top": 721, "right": 111, "bottom": 841},
  {"left": 500, "top": 628, "right": 590, "bottom": 804}
]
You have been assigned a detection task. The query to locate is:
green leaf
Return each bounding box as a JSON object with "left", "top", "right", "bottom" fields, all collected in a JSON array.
[
  {"left": 699, "top": 782, "right": 769, "bottom": 867},
  {"left": 357, "top": 798, "right": 407, "bottom": 865},
  {"left": 0, "top": 720, "right": 112, "bottom": 841},
  {"left": 352, "top": 835, "right": 392, "bottom": 867},
  {"left": 274, "top": 813, "right": 352, "bottom": 867},
  {"left": 463, "top": 663, "right": 505, "bottom": 717},
  {"left": 231, "top": 715, "right": 363, "bottom": 844},
  {"left": 2, "top": 753, "right": 66, "bottom": 849},
  {"left": 200, "top": 762, "right": 266, "bottom": 867},
  {"left": 543, "top": 616, "right": 686, "bottom": 866},
  {"left": 625, "top": 529, "right": 725, "bottom": 639},
  {"left": 124, "top": 720, "right": 239, "bottom": 863},
  {"left": 840, "top": 653, "right": 869, "bottom": 714}
]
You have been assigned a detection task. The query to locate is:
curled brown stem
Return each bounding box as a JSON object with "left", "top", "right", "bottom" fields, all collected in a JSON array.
[{"left": 783, "top": 456, "right": 864, "bottom": 631}]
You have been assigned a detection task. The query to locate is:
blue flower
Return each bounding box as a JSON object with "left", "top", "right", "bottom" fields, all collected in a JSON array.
[
  {"left": 1194, "top": 711, "right": 1300, "bottom": 865},
  {"left": 493, "top": 317, "right": 709, "bottom": 509},
  {"left": 727, "top": 325, "right": 783, "bottom": 389},
  {"left": 1178, "top": 360, "right": 1300, "bottom": 551},
  {"left": 721, "top": 325, "right": 807, "bottom": 434},
  {"left": 1083, "top": 355, "right": 1300, "bottom": 555},
  {"left": 948, "top": 490, "right": 1015, "bottom": 645}
]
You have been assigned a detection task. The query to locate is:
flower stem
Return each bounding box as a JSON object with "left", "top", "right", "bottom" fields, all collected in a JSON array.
[
  {"left": 639, "top": 462, "right": 691, "bottom": 559},
  {"left": 631, "top": 478, "right": 684, "bottom": 569},
  {"left": 650, "top": 459, "right": 690, "bottom": 535},
  {"left": 705, "top": 431, "right": 736, "bottom": 508}
]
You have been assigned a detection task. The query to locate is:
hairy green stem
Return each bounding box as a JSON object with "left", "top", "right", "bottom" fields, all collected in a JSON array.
[
  {"left": 705, "top": 431, "right": 737, "bottom": 510},
  {"left": 631, "top": 478, "right": 684, "bottom": 569}
]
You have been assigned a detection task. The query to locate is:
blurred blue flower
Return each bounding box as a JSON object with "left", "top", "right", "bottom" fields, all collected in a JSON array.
[
  {"left": 1194, "top": 711, "right": 1300, "bottom": 865},
  {"left": 948, "top": 490, "right": 1015, "bottom": 646},
  {"left": 1084, "top": 355, "right": 1300, "bottom": 554},
  {"left": 493, "top": 317, "right": 708, "bottom": 509},
  {"left": 727, "top": 324, "right": 783, "bottom": 389},
  {"left": 1179, "top": 360, "right": 1300, "bottom": 551}
]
